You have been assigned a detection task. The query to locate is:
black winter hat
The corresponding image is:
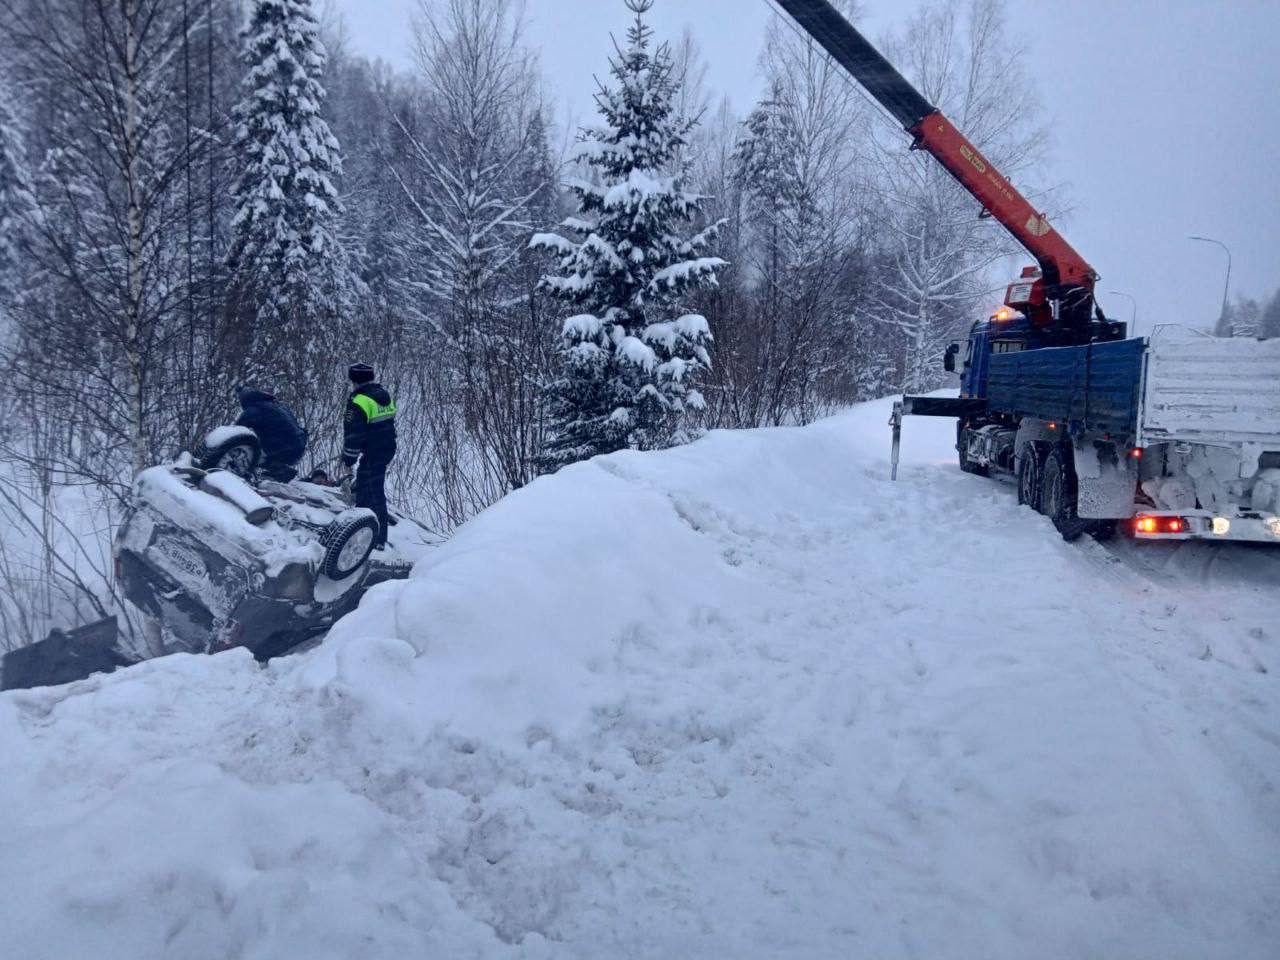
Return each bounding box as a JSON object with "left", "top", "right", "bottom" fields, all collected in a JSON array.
[
  {"left": 235, "top": 385, "right": 274, "bottom": 404},
  {"left": 348, "top": 363, "right": 375, "bottom": 384}
]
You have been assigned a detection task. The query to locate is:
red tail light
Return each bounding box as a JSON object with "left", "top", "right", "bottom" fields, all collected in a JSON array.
[{"left": 1135, "top": 515, "right": 1187, "bottom": 535}]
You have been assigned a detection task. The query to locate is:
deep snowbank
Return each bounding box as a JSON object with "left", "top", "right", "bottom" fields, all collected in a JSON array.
[{"left": 3, "top": 400, "right": 1278, "bottom": 959}]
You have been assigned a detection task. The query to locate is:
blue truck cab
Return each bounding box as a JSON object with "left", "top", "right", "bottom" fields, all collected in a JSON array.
[{"left": 954, "top": 313, "right": 1051, "bottom": 401}]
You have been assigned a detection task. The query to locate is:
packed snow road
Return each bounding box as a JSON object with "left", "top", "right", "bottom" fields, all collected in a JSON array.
[{"left": 2, "top": 399, "right": 1276, "bottom": 959}]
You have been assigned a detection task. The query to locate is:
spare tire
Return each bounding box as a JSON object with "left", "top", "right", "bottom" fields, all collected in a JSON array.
[
  {"left": 197, "top": 427, "right": 261, "bottom": 479},
  {"left": 321, "top": 511, "right": 379, "bottom": 581}
]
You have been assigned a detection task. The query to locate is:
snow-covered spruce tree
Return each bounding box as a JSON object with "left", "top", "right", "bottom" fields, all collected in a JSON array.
[
  {"left": 531, "top": 0, "right": 725, "bottom": 471},
  {"left": 733, "top": 82, "right": 810, "bottom": 275},
  {"left": 730, "top": 81, "right": 831, "bottom": 424},
  {"left": 226, "top": 0, "right": 349, "bottom": 404}
]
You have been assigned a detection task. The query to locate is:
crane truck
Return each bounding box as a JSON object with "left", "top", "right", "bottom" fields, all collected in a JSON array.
[{"left": 776, "top": 0, "right": 1280, "bottom": 543}]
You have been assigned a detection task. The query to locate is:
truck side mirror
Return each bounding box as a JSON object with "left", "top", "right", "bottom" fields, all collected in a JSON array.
[{"left": 943, "top": 343, "right": 959, "bottom": 373}]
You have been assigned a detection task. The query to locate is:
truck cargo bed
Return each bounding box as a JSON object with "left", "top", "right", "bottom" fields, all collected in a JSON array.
[{"left": 986, "top": 337, "right": 1146, "bottom": 438}]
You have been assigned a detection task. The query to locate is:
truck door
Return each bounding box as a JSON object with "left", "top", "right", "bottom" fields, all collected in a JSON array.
[{"left": 961, "top": 329, "right": 988, "bottom": 398}]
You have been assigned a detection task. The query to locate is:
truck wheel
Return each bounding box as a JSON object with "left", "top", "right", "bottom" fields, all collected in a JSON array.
[
  {"left": 1040, "top": 447, "right": 1087, "bottom": 542},
  {"left": 321, "top": 513, "right": 379, "bottom": 581},
  {"left": 197, "top": 428, "right": 261, "bottom": 479},
  {"left": 1016, "top": 443, "right": 1042, "bottom": 510}
]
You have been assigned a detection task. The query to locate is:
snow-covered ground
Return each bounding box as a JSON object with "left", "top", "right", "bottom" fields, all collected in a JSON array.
[{"left": 2, "top": 399, "right": 1277, "bottom": 959}]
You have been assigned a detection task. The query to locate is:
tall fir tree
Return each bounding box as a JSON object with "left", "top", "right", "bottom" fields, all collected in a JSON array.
[
  {"left": 730, "top": 82, "right": 829, "bottom": 422},
  {"left": 226, "top": 0, "right": 348, "bottom": 401},
  {"left": 732, "top": 81, "right": 812, "bottom": 279},
  {"left": 531, "top": 0, "right": 725, "bottom": 471}
]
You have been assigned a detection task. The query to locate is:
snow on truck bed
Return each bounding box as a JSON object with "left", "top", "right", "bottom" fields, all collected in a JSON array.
[
  {"left": 1142, "top": 330, "right": 1280, "bottom": 443},
  {"left": 2, "top": 399, "right": 1278, "bottom": 959}
]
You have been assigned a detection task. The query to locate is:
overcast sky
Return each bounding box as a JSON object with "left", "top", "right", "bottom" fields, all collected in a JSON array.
[{"left": 330, "top": 0, "right": 1280, "bottom": 334}]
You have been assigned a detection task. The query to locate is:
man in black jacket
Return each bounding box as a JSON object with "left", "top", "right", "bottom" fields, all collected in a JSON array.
[
  {"left": 235, "top": 387, "right": 308, "bottom": 482},
  {"left": 342, "top": 363, "right": 397, "bottom": 549}
]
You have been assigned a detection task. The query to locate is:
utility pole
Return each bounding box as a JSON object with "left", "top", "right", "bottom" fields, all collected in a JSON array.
[{"left": 1188, "top": 236, "right": 1232, "bottom": 334}]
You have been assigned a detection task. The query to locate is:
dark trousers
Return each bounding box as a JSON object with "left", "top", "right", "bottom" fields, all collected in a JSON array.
[{"left": 354, "top": 457, "right": 392, "bottom": 546}]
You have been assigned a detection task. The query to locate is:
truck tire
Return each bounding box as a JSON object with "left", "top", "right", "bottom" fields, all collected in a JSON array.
[
  {"left": 198, "top": 428, "right": 261, "bottom": 479},
  {"left": 321, "top": 512, "right": 379, "bottom": 581},
  {"left": 1040, "top": 446, "right": 1087, "bottom": 542},
  {"left": 1016, "top": 442, "right": 1042, "bottom": 510}
]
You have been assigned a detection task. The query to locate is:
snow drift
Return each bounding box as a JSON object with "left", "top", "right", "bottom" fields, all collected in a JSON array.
[{"left": 2, "top": 400, "right": 1278, "bottom": 959}]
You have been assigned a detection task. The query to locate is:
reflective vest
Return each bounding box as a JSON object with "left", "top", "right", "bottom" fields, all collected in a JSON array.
[{"left": 351, "top": 394, "right": 397, "bottom": 423}]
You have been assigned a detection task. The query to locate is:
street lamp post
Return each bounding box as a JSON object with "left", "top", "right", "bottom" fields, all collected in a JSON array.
[
  {"left": 1109, "top": 290, "right": 1137, "bottom": 329},
  {"left": 1188, "top": 235, "right": 1232, "bottom": 333}
]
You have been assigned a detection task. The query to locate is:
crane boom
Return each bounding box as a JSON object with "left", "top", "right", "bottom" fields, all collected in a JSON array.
[{"left": 774, "top": 0, "right": 1102, "bottom": 340}]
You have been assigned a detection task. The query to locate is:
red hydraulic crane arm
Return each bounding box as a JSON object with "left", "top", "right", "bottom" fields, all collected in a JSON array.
[
  {"left": 912, "top": 114, "right": 1095, "bottom": 291},
  {"left": 773, "top": 0, "right": 1097, "bottom": 298}
]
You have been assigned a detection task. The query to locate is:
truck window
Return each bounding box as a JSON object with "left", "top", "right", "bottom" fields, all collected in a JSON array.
[{"left": 992, "top": 339, "right": 1026, "bottom": 354}]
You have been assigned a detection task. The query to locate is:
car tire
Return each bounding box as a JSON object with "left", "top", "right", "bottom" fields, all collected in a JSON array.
[
  {"left": 1016, "top": 442, "right": 1042, "bottom": 510},
  {"left": 321, "top": 512, "right": 379, "bottom": 581},
  {"left": 198, "top": 428, "right": 261, "bottom": 479},
  {"left": 1040, "top": 446, "right": 1087, "bottom": 542}
]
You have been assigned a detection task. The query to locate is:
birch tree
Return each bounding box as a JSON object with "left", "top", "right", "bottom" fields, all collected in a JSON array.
[
  {"left": 870, "top": 0, "right": 1047, "bottom": 390},
  {"left": 0, "top": 72, "right": 35, "bottom": 308},
  {"left": 382, "top": 0, "right": 552, "bottom": 514},
  {"left": 1, "top": 0, "right": 216, "bottom": 481}
]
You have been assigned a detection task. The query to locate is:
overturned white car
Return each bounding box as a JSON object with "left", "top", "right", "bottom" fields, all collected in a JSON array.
[{"left": 114, "top": 426, "right": 431, "bottom": 661}]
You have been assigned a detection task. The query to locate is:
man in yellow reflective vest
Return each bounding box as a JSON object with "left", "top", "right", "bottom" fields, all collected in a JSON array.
[{"left": 341, "top": 363, "right": 397, "bottom": 550}]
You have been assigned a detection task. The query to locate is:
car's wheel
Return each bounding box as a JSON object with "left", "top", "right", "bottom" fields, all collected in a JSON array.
[
  {"left": 1016, "top": 442, "right": 1042, "bottom": 510},
  {"left": 198, "top": 427, "right": 261, "bottom": 479},
  {"left": 1040, "top": 446, "right": 1087, "bottom": 542},
  {"left": 321, "top": 512, "right": 379, "bottom": 581}
]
